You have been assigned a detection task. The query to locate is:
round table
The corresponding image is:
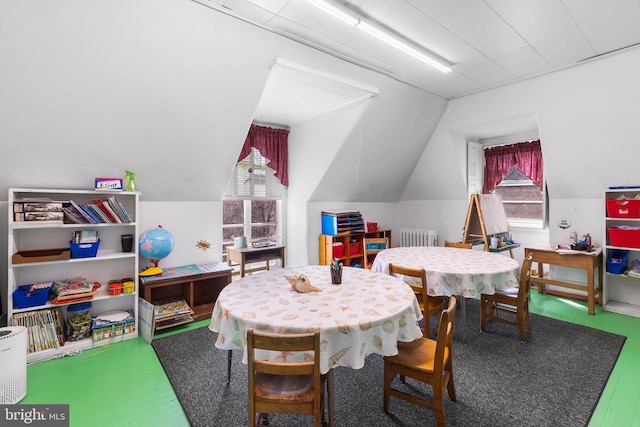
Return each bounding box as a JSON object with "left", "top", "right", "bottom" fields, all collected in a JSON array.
[
  {"left": 371, "top": 246, "right": 521, "bottom": 297},
  {"left": 371, "top": 246, "right": 521, "bottom": 341},
  {"left": 209, "top": 265, "right": 423, "bottom": 374}
]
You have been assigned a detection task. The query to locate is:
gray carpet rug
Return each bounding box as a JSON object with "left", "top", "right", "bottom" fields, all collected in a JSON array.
[{"left": 152, "top": 299, "right": 625, "bottom": 427}]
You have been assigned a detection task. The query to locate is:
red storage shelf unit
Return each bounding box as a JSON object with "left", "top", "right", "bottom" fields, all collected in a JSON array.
[{"left": 606, "top": 199, "right": 640, "bottom": 218}]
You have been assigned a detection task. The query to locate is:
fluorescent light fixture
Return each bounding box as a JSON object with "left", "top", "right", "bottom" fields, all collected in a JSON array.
[
  {"left": 356, "top": 22, "right": 452, "bottom": 73},
  {"left": 305, "top": 0, "right": 359, "bottom": 26},
  {"left": 305, "top": 0, "right": 452, "bottom": 73}
]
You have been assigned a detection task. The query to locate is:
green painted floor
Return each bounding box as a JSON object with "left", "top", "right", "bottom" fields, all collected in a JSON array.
[{"left": 21, "top": 292, "right": 640, "bottom": 427}]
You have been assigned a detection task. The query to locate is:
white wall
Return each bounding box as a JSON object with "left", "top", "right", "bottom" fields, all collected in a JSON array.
[
  {"left": 0, "top": 0, "right": 447, "bottom": 287},
  {"left": 138, "top": 201, "right": 223, "bottom": 269},
  {"left": 398, "top": 46, "right": 640, "bottom": 280}
]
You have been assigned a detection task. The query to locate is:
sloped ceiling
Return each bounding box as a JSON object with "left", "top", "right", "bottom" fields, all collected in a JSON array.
[{"left": 196, "top": 0, "right": 640, "bottom": 99}]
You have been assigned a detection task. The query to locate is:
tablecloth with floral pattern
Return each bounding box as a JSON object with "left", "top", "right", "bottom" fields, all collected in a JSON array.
[
  {"left": 371, "top": 246, "right": 520, "bottom": 297},
  {"left": 210, "top": 265, "right": 423, "bottom": 374}
]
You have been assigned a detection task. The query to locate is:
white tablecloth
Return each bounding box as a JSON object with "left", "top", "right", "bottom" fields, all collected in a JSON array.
[
  {"left": 371, "top": 246, "right": 521, "bottom": 297},
  {"left": 210, "top": 265, "right": 423, "bottom": 374}
]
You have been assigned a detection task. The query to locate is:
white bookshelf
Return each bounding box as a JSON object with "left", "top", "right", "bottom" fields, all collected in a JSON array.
[
  {"left": 7, "top": 188, "right": 140, "bottom": 363},
  {"left": 602, "top": 188, "right": 640, "bottom": 317}
]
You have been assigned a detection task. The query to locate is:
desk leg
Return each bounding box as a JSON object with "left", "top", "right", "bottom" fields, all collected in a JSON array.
[
  {"left": 536, "top": 261, "right": 545, "bottom": 293},
  {"left": 240, "top": 255, "right": 246, "bottom": 278},
  {"left": 587, "top": 264, "right": 595, "bottom": 315}
]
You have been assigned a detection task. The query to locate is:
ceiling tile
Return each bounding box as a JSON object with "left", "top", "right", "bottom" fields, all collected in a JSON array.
[{"left": 197, "top": 0, "right": 640, "bottom": 100}]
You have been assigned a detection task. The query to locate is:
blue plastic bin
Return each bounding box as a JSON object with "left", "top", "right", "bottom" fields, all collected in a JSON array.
[
  {"left": 69, "top": 240, "right": 100, "bottom": 259},
  {"left": 13, "top": 285, "right": 51, "bottom": 308},
  {"left": 607, "top": 250, "right": 629, "bottom": 274}
]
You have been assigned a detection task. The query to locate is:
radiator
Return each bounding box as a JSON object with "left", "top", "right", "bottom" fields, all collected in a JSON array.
[{"left": 399, "top": 228, "right": 438, "bottom": 247}]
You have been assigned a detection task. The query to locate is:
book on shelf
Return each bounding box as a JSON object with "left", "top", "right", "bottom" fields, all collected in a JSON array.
[
  {"left": 69, "top": 200, "right": 97, "bottom": 223},
  {"left": 22, "top": 211, "right": 64, "bottom": 222},
  {"left": 52, "top": 277, "right": 95, "bottom": 297},
  {"left": 10, "top": 308, "right": 63, "bottom": 353},
  {"left": 154, "top": 298, "right": 193, "bottom": 320},
  {"left": 156, "top": 314, "right": 193, "bottom": 329},
  {"left": 14, "top": 200, "right": 65, "bottom": 223},
  {"left": 63, "top": 206, "right": 87, "bottom": 224},
  {"left": 80, "top": 203, "right": 104, "bottom": 224},
  {"left": 93, "top": 199, "right": 122, "bottom": 223},
  {"left": 107, "top": 196, "right": 132, "bottom": 223},
  {"left": 87, "top": 203, "right": 110, "bottom": 223}
]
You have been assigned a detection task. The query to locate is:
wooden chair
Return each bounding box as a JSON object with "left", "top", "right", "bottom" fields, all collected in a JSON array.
[
  {"left": 480, "top": 254, "right": 534, "bottom": 342},
  {"left": 383, "top": 297, "right": 457, "bottom": 427},
  {"left": 388, "top": 263, "right": 445, "bottom": 338},
  {"left": 247, "top": 329, "right": 333, "bottom": 427},
  {"left": 443, "top": 240, "right": 472, "bottom": 249},
  {"left": 363, "top": 237, "right": 389, "bottom": 269}
]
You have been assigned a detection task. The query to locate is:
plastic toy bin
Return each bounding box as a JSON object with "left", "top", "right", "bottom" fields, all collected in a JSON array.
[
  {"left": 608, "top": 227, "right": 640, "bottom": 248},
  {"left": 607, "top": 199, "right": 640, "bottom": 218},
  {"left": 13, "top": 285, "right": 51, "bottom": 309},
  {"left": 349, "top": 242, "right": 360, "bottom": 256},
  {"left": 607, "top": 250, "right": 630, "bottom": 274},
  {"left": 69, "top": 240, "right": 100, "bottom": 259},
  {"left": 332, "top": 243, "right": 344, "bottom": 258}
]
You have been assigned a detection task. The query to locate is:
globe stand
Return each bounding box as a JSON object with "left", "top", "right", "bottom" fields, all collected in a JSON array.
[{"left": 140, "top": 259, "right": 163, "bottom": 277}]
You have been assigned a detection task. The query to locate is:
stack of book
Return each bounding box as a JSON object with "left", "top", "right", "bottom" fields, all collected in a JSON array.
[
  {"left": 10, "top": 308, "right": 65, "bottom": 353},
  {"left": 51, "top": 277, "right": 99, "bottom": 304},
  {"left": 13, "top": 199, "right": 64, "bottom": 223},
  {"left": 154, "top": 298, "right": 194, "bottom": 330},
  {"left": 627, "top": 259, "right": 640, "bottom": 278},
  {"left": 63, "top": 197, "right": 132, "bottom": 224}
]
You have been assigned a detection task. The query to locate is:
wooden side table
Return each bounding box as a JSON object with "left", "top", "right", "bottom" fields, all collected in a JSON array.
[
  {"left": 227, "top": 245, "right": 285, "bottom": 277},
  {"left": 524, "top": 245, "right": 603, "bottom": 314}
]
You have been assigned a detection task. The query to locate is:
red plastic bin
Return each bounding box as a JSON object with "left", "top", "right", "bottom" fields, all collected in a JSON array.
[
  {"left": 606, "top": 199, "right": 640, "bottom": 218},
  {"left": 608, "top": 227, "right": 640, "bottom": 248},
  {"left": 349, "top": 242, "right": 360, "bottom": 256},
  {"left": 332, "top": 243, "right": 345, "bottom": 258}
]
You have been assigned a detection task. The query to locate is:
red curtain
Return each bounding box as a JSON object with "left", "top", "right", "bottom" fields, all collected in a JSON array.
[
  {"left": 482, "top": 140, "right": 543, "bottom": 193},
  {"left": 238, "top": 124, "right": 289, "bottom": 187}
]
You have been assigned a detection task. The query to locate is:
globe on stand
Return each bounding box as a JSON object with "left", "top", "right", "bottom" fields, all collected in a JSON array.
[{"left": 139, "top": 225, "right": 175, "bottom": 276}]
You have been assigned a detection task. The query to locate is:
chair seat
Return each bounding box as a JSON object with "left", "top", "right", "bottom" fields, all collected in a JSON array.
[
  {"left": 493, "top": 287, "right": 518, "bottom": 297},
  {"left": 385, "top": 337, "right": 449, "bottom": 373},
  {"left": 255, "top": 373, "right": 315, "bottom": 401}
]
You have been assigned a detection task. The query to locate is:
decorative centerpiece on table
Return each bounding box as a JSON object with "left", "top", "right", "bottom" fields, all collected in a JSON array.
[{"left": 285, "top": 274, "right": 322, "bottom": 293}]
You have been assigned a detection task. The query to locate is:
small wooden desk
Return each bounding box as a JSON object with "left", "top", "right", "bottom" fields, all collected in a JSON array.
[
  {"left": 524, "top": 245, "right": 603, "bottom": 315},
  {"left": 227, "top": 245, "right": 285, "bottom": 277}
]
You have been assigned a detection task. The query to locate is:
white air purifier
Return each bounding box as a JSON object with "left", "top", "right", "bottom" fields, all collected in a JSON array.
[{"left": 0, "top": 326, "right": 27, "bottom": 404}]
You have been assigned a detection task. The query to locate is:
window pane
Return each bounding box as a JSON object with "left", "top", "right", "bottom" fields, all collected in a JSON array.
[
  {"left": 251, "top": 224, "right": 277, "bottom": 240},
  {"left": 251, "top": 200, "right": 277, "bottom": 240},
  {"left": 223, "top": 226, "right": 244, "bottom": 241},
  {"left": 251, "top": 200, "right": 276, "bottom": 223},
  {"left": 223, "top": 200, "right": 244, "bottom": 224}
]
